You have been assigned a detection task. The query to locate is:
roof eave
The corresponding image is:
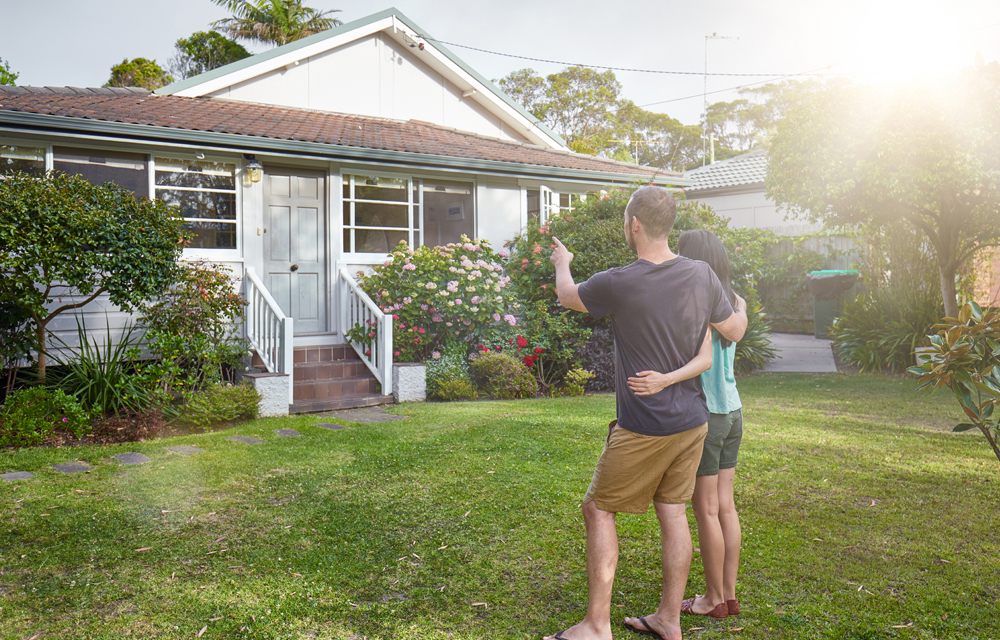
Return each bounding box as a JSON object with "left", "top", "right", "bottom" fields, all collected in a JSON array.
[{"left": 0, "top": 111, "right": 687, "bottom": 187}]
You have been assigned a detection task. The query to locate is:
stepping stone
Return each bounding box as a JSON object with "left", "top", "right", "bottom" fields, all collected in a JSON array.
[
  {"left": 113, "top": 452, "right": 151, "bottom": 465},
  {"left": 274, "top": 429, "right": 301, "bottom": 437},
  {"left": 52, "top": 462, "right": 93, "bottom": 474},
  {"left": 227, "top": 436, "right": 265, "bottom": 444},
  {"left": 316, "top": 423, "right": 349, "bottom": 431},
  {"left": 168, "top": 445, "right": 205, "bottom": 455},
  {"left": 1, "top": 471, "right": 34, "bottom": 482}
]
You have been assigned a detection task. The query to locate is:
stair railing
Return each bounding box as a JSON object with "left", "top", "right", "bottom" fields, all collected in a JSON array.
[
  {"left": 339, "top": 267, "right": 393, "bottom": 396},
  {"left": 243, "top": 267, "right": 294, "bottom": 404}
]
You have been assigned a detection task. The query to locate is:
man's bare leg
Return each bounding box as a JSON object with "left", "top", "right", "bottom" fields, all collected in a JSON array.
[
  {"left": 543, "top": 500, "right": 616, "bottom": 640},
  {"left": 623, "top": 502, "right": 691, "bottom": 640},
  {"left": 689, "top": 474, "right": 726, "bottom": 613},
  {"left": 716, "top": 468, "right": 741, "bottom": 602}
]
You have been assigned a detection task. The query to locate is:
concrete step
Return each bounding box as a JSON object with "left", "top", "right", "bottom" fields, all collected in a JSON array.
[{"left": 289, "top": 394, "right": 395, "bottom": 414}]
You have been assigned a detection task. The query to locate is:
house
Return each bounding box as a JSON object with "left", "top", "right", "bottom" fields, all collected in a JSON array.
[{"left": 0, "top": 8, "right": 686, "bottom": 412}]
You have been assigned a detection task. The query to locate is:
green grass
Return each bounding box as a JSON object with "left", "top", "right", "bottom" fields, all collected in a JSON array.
[{"left": 1, "top": 374, "right": 998, "bottom": 639}]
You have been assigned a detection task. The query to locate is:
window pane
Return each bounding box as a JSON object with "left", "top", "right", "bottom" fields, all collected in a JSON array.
[
  {"left": 353, "top": 201, "right": 408, "bottom": 228},
  {"left": 352, "top": 175, "right": 408, "bottom": 202},
  {"left": 159, "top": 189, "right": 236, "bottom": 220},
  {"left": 0, "top": 144, "right": 45, "bottom": 177},
  {"left": 423, "top": 180, "right": 474, "bottom": 247},
  {"left": 154, "top": 158, "right": 235, "bottom": 189},
  {"left": 54, "top": 147, "right": 149, "bottom": 197},
  {"left": 353, "top": 228, "right": 407, "bottom": 254},
  {"left": 184, "top": 221, "right": 237, "bottom": 249}
]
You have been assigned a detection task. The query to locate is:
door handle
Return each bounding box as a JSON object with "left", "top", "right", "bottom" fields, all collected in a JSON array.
[{"left": 290, "top": 264, "right": 299, "bottom": 272}]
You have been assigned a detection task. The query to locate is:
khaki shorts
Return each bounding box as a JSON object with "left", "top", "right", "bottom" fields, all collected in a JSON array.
[{"left": 582, "top": 420, "right": 708, "bottom": 514}]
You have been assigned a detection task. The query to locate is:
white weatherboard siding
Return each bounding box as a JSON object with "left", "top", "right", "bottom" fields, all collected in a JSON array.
[
  {"left": 209, "top": 34, "right": 530, "bottom": 145},
  {"left": 687, "top": 189, "right": 822, "bottom": 236}
]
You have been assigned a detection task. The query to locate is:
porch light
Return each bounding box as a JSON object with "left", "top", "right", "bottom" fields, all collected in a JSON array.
[{"left": 244, "top": 155, "right": 263, "bottom": 183}]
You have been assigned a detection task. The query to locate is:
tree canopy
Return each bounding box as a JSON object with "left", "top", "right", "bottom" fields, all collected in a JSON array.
[
  {"left": 0, "top": 57, "right": 17, "bottom": 86},
  {"left": 104, "top": 58, "right": 174, "bottom": 90},
  {"left": 767, "top": 63, "right": 1000, "bottom": 318},
  {"left": 168, "top": 30, "right": 252, "bottom": 80},
  {"left": 211, "top": 0, "right": 341, "bottom": 46},
  {"left": 0, "top": 172, "right": 185, "bottom": 380}
]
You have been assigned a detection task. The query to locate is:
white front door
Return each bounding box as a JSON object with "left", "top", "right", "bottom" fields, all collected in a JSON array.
[{"left": 263, "top": 168, "right": 328, "bottom": 335}]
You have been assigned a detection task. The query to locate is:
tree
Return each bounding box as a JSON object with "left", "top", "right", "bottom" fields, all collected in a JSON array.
[
  {"left": 105, "top": 58, "right": 174, "bottom": 90},
  {"left": 614, "top": 102, "right": 704, "bottom": 171},
  {"left": 211, "top": 0, "right": 341, "bottom": 47},
  {"left": 0, "top": 172, "right": 185, "bottom": 381},
  {"left": 0, "top": 57, "right": 17, "bottom": 86},
  {"left": 168, "top": 30, "right": 252, "bottom": 80},
  {"left": 767, "top": 65, "right": 1000, "bottom": 318}
]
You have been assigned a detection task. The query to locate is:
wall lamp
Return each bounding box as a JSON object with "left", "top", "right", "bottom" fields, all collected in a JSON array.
[{"left": 244, "top": 154, "right": 263, "bottom": 184}]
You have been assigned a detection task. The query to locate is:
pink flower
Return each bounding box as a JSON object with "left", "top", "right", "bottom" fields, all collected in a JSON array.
[
  {"left": 504, "top": 314, "right": 517, "bottom": 326},
  {"left": 365, "top": 349, "right": 371, "bottom": 356},
  {"left": 432, "top": 351, "right": 441, "bottom": 359},
  {"left": 418, "top": 328, "right": 426, "bottom": 334},
  {"left": 493, "top": 313, "right": 502, "bottom": 322},
  {"left": 403, "top": 263, "right": 416, "bottom": 271},
  {"left": 392, "top": 314, "right": 399, "bottom": 320},
  {"left": 455, "top": 299, "right": 462, "bottom": 305},
  {"left": 498, "top": 249, "right": 510, "bottom": 258},
  {"left": 432, "top": 314, "right": 444, "bottom": 322},
  {"left": 394, "top": 350, "right": 401, "bottom": 356},
  {"left": 62, "top": 417, "right": 68, "bottom": 422},
  {"left": 421, "top": 304, "right": 429, "bottom": 310}
]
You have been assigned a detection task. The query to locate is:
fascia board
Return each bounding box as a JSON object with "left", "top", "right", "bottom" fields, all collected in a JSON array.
[
  {"left": 159, "top": 14, "right": 396, "bottom": 97},
  {"left": 385, "top": 14, "right": 567, "bottom": 150},
  {"left": 0, "top": 112, "right": 686, "bottom": 187}
]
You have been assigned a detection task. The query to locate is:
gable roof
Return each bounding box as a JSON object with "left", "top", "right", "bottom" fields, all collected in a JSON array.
[
  {"left": 0, "top": 86, "right": 683, "bottom": 186},
  {"left": 156, "top": 8, "right": 566, "bottom": 150},
  {"left": 684, "top": 149, "right": 767, "bottom": 192}
]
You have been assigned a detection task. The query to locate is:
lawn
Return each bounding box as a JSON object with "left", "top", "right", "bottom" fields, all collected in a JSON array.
[{"left": 1, "top": 374, "right": 998, "bottom": 640}]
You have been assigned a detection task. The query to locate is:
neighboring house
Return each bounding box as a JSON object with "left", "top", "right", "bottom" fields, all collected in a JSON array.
[
  {"left": 0, "top": 8, "right": 685, "bottom": 411},
  {"left": 683, "top": 149, "right": 821, "bottom": 236}
]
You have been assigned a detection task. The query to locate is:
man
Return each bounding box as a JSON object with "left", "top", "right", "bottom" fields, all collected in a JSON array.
[{"left": 544, "top": 186, "right": 747, "bottom": 640}]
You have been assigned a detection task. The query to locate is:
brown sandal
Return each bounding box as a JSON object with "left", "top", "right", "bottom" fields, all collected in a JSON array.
[
  {"left": 680, "top": 596, "right": 728, "bottom": 619},
  {"left": 727, "top": 599, "right": 740, "bottom": 616}
]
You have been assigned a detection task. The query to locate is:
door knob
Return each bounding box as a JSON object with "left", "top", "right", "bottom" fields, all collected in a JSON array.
[{"left": 290, "top": 264, "right": 299, "bottom": 271}]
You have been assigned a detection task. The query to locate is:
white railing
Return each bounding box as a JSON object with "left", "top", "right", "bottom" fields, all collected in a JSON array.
[
  {"left": 244, "top": 267, "right": 294, "bottom": 404},
  {"left": 339, "top": 267, "right": 393, "bottom": 396}
]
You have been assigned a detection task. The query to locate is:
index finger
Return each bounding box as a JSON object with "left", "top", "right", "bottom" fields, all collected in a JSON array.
[{"left": 552, "top": 237, "right": 566, "bottom": 249}]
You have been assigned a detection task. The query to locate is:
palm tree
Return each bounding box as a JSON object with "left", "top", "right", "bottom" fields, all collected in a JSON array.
[{"left": 211, "top": 0, "right": 342, "bottom": 47}]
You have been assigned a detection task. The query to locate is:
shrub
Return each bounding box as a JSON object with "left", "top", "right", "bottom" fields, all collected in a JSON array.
[
  {"left": 426, "top": 342, "right": 475, "bottom": 401},
  {"left": 137, "top": 261, "right": 249, "bottom": 392},
  {"left": 91, "top": 409, "right": 166, "bottom": 444},
  {"left": 351, "top": 236, "right": 519, "bottom": 362},
  {"left": 0, "top": 387, "right": 89, "bottom": 447},
  {"left": 175, "top": 381, "right": 261, "bottom": 429},
  {"left": 554, "top": 367, "right": 595, "bottom": 397},
  {"left": 50, "top": 317, "right": 156, "bottom": 416},
  {"left": 0, "top": 301, "right": 33, "bottom": 401},
  {"left": 577, "top": 325, "right": 616, "bottom": 391},
  {"left": 516, "top": 302, "right": 591, "bottom": 393},
  {"left": 469, "top": 351, "right": 537, "bottom": 400},
  {"left": 830, "top": 287, "right": 943, "bottom": 373},
  {"left": 734, "top": 300, "right": 779, "bottom": 374}
]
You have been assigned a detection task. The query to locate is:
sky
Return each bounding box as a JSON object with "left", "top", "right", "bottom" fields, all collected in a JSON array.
[{"left": 5, "top": 0, "right": 1000, "bottom": 126}]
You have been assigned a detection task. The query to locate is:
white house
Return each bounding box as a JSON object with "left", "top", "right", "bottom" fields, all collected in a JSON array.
[{"left": 0, "top": 8, "right": 686, "bottom": 412}]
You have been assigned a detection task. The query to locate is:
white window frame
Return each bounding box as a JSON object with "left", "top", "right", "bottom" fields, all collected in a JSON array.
[
  {"left": 0, "top": 136, "right": 51, "bottom": 177},
  {"left": 151, "top": 154, "right": 242, "bottom": 260}
]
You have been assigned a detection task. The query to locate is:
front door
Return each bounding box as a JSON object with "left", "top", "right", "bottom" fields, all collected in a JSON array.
[{"left": 263, "top": 168, "right": 327, "bottom": 334}]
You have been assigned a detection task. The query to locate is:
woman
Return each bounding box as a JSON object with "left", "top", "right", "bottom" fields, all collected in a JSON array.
[{"left": 676, "top": 228, "right": 745, "bottom": 620}]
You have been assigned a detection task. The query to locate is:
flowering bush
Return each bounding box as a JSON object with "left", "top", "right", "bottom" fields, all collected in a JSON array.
[
  {"left": 353, "top": 236, "right": 519, "bottom": 362},
  {"left": 469, "top": 350, "right": 537, "bottom": 400},
  {"left": 426, "top": 341, "right": 476, "bottom": 401},
  {"left": 0, "top": 387, "right": 89, "bottom": 447}
]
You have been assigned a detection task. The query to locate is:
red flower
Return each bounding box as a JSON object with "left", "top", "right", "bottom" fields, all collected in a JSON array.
[
  {"left": 495, "top": 346, "right": 502, "bottom": 352},
  {"left": 523, "top": 355, "right": 536, "bottom": 367},
  {"left": 516, "top": 335, "right": 528, "bottom": 349},
  {"left": 534, "top": 347, "right": 544, "bottom": 354}
]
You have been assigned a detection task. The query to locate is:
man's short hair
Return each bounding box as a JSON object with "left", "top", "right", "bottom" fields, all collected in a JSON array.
[{"left": 625, "top": 186, "right": 676, "bottom": 240}]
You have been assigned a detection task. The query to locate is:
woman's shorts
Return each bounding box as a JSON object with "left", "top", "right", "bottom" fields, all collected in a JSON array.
[{"left": 696, "top": 408, "right": 743, "bottom": 477}]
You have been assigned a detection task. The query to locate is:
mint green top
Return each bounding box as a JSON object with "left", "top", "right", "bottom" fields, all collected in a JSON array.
[{"left": 701, "top": 335, "right": 742, "bottom": 414}]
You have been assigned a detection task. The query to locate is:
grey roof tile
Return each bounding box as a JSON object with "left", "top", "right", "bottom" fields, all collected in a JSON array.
[{"left": 684, "top": 149, "right": 767, "bottom": 192}]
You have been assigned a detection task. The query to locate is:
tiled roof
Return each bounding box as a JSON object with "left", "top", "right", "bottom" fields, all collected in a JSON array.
[
  {"left": 684, "top": 149, "right": 767, "bottom": 192},
  {"left": 0, "top": 86, "right": 676, "bottom": 181}
]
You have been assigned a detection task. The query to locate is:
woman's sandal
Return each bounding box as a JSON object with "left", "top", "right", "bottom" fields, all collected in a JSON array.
[
  {"left": 727, "top": 599, "right": 740, "bottom": 616},
  {"left": 680, "top": 596, "right": 728, "bottom": 619}
]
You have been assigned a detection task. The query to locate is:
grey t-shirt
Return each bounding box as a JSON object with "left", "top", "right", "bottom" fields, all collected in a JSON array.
[{"left": 578, "top": 256, "right": 734, "bottom": 437}]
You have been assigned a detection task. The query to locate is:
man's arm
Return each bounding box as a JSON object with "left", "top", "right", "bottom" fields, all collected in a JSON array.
[
  {"left": 550, "top": 237, "right": 588, "bottom": 313},
  {"left": 712, "top": 293, "right": 747, "bottom": 343},
  {"left": 627, "top": 327, "right": 714, "bottom": 396}
]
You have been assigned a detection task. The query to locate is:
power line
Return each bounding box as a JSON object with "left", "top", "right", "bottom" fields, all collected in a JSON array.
[{"left": 416, "top": 35, "right": 837, "bottom": 78}]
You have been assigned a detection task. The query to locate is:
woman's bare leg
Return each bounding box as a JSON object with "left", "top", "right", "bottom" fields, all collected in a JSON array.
[
  {"left": 690, "top": 474, "right": 725, "bottom": 612},
  {"left": 716, "top": 467, "right": 741, "bottom": 602}
]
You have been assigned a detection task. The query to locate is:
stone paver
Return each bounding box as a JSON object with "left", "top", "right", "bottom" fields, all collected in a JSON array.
[
  {"left": 274, "top": 429, "right": 301, "bottom": 437},
  {"left": 227, "top": 435, "right": 265, "bottom": 444},
  {"left": 763, "top": 333, "right": 838, "bottom": 373},
  {"left": 52, "top": 462, "right": 93, "bottom": 474},
  {"left": 113, "top": 452, "right": 152, "bottom": 465},
  {"left": 316, "top": 423, "right": 349, "bottom": 431},
  {"left": 1, "top": 471, "right": 35, "bottom": 482},
  {"left": 168, "top": 445, "right": 205, "bottom": 455}
]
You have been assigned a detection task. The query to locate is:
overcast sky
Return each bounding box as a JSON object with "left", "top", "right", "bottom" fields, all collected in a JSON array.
[{"left": 5, "top": 0, "right": 1000, "bottom": 125}]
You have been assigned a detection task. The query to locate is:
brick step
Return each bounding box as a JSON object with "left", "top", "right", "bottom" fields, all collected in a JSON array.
[
  {"left": 289, "top": 394, "right": 394, "bottom": 414},
  {"left": 294, "top": 359, "right": 371, "bottom": 381},
  {"left": 293, "top": 376, "right": 381, "bottom": 402},
  {"left": 293, "top": 344, "right": 359, "bottom": 365}
]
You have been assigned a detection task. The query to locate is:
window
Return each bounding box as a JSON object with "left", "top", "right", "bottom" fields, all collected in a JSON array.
[
  {"left": 422, "top": 180, "right": 474, "bottom": 247},
  {"left": 527, "top": 186, "right": 586, "bottom": 224},
  {"left": 342, "top": 174, "right": 420, "bottom": 253},
  {"left": 155, "top": 157, "right": 237, "bottom": 250},
  {"left": 54, "top": 147, "right": 148, "bottom": 196},
  {"left": 0, "top": 144, "right": 44, "bottom": 177}
]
